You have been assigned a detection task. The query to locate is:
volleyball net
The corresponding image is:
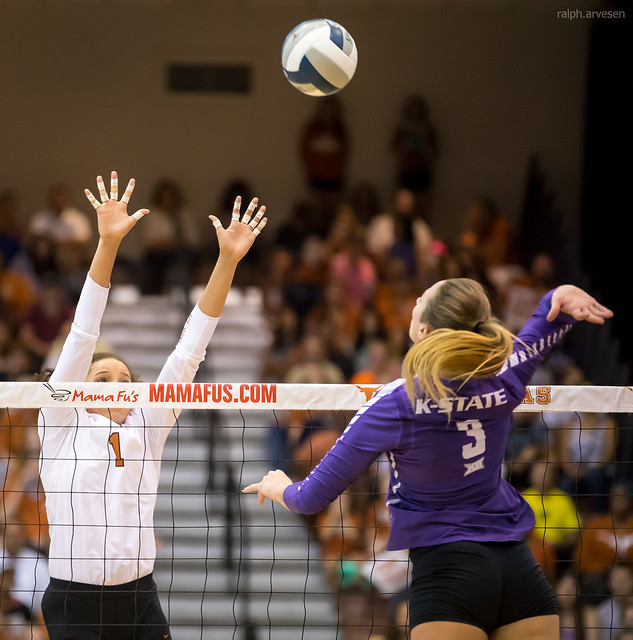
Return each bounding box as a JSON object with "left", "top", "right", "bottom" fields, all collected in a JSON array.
[{"left": 1, "top": 382, "right": 633, "bottom": 639}]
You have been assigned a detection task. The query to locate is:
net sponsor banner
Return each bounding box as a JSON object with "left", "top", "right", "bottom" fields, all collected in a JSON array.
[{"left": 1, "top": 382, "right": 633, "bottom": 412}]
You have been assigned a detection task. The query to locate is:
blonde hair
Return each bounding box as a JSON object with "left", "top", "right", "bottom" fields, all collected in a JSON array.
[{"left": 403, "top": 278, "right": 515, "bottom": 406}]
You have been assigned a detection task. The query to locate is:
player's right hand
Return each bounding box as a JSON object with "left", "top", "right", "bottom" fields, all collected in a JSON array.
[{"left": 85, "top": 171, "right": 149, "bottom": 241}]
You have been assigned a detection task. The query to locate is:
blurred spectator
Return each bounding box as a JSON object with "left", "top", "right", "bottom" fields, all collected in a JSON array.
[
  {"left": 9, "top": 234, "right": 59, "bottom": 288},
  {"left": 555, "top": 408, "right": 616, "bottom": 515},
  {"left": 0, "top": 566, "right": 29, "bottom": 640},
  {"left": 0, "top": 190, "right": 24, "bottom": 267},
  {"left": 28, "top": 182, "right": 92, "bottom": 251},
  {"left": 281, "top": 408, "right": 344, "bottom": 482},
  {"left": 0, "top": 346, "right": 33, "bottom": 384},
  {"left": 261, "top": 305, "right": 300, "bottom": 383},
  {"left": 522, "top": 460, "right": 581, "bottom": 570},
  {"left": 622, "top": 605, "right": 633, "bottom": 639},
  {"left": 284, "top": 237, "right": 328, "bottom": 322},
  {"left": 0, "top": 348, "right": 33, "bottom": 382},
  {"left": 319, "top": 310, "right": 357, "bottom": 381},
  {"left": 324, "top": 204, "right": 359, "bottom": 256},
  {"left": 55, "top": 240, "right": 89, "bottom": 304},
  {"left": 301, "top": 96, "right": 349, "bottom": 193},
  {"left": 14, "top": 457, "right": 49, "bottom": 557},
  {"left": 0, "top": 254, "right": 35, "bottom": 327},
  {"left": 457, "top": 194, "right": 515, "bottom": 268},
  {"left": 301, "top": 96, "right": 349, "bottom": 225},
  {"left": 0, "top": 318, "right": 13, "bottom": 382},
  {"left": 584, "top": 563, "right": 633, "bottom": 640},
  {"left": 501, "top": 252, "right": 557, "bottom": 333},
  {"left": 372, "top": 256, "right": 418, "bottom": 353},
  {"left": 348, "top": 181, "right": 382, "bottom": 226},
  {"left": 0, "top": 523, "right": 48, "bottom": 625},
  {"left": 576, "top": 482, "right": 633, "bottom": 601},
  {"left": 350, "top": 338, "right": 401, "bottom": 386},
  {"left": 285, "top": 334, "right": 345, "bottom": 386},
  {"left": 139, "top": 178, "right": 199, "bottom": 294},
  {"left": 329, "top": 230, "right": 376, "bottom": 312},
  {"left": 19, "top": 277, "right": 73, "bottom": 371},
  {"left": 391, "top": 94, "right": 438, "bottom": 212},
  {"left": 316, "top": 488, "right": 371, "bottom": 591},
  {"left": 366, "top": 188, "right": 433, "bottom": 281},
  {"left": 319, "top": 278, "right": 364, "bottom": 357},
  {"left": 274, "top": 200, "right": 316, "bottom": 253},
  {"left": 504, "top": 412, "right": 548, "bottom": 492},
  {"left": 547, "top": 367, "right": 616, "bottom": 514},
  {"left": 261, "top": 248, "right": 293, "bottom": 319},
  {"left": 555, "top": 571, "right": 583, "bottom": 640},
  {"left": 315, "top": 473, "right": 400, "bottom": 638},
  {"left": 352, "top": 304, "right": 383, "bottom": 356}
]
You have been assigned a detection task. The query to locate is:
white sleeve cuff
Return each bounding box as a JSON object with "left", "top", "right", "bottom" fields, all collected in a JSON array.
[
  {"left": 177, "top": 305, "right": 220, "bottom": 357},
  {"left": 73, "top": 275, "right": 110, "bottom": 337}
]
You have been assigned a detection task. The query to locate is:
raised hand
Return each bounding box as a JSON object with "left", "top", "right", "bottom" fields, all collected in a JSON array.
[
  {"left": 85, "top": 171, "right": 149, "bottom": 241},
  {"left": 547, "top": 285, "right": 614, "bottom": 324},
  {"left": 209, "top": 196, "right": 267, "bottom": 264}
]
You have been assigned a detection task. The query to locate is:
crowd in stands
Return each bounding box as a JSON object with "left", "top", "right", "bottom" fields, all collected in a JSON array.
[{"left": 0, "top": 94, "right": 628, "bottom": 639}]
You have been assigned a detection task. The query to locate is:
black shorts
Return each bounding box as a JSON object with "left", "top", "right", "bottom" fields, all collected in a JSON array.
[
  {"left": 408, "top": 540, "right": 559, "bottom": 633},
  {"left": 41, "top": 573, "right": 170, "bottom": 640}
]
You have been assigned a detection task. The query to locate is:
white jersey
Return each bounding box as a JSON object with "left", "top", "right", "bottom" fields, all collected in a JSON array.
[{"left": 38, "top": 275, "right": 218, "bottom": 586}]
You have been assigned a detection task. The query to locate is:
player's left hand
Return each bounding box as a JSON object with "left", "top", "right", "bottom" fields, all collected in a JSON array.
[
  {"left": 547, "top": 285, "right": 613, "bottom": 324},
  {"left": 243, "top": 469, "right": 292, "bottom": 509},
  {"left": 209, "top": 196, "right": 267, "bottom": 264}
]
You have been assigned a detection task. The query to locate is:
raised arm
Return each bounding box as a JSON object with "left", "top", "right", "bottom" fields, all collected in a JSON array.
[
  {"left": 41, "top": 172, "right": 148, "bottom": 426},
  {"left": 85, "top": 172, "right": 149, "bottom": 288},
  {"left": 160, "top": 195, "right": 268, "bottom": 373},
  {"left": 516, "top": 285, "right": 612, "bottom": 348},
  {"left": 199, "top": 196, "right": 267, "bottom": 317},
  {"left": 50, "top": 171, "right": 149, "bottom": 385},
  {"left": 142, "top": 197, "right": 267, "bottom": 441},
  {"left": 507, "top": 285, "right": 613, "bottom": 389}
]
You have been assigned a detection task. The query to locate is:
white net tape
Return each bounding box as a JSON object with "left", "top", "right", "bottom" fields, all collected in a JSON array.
[{"left": 2, "top": 382, "right": 632, "bottom": 412}]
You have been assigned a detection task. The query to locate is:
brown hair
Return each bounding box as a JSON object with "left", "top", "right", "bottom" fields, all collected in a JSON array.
[
  {"left": 35, "top": 352, "right": 138, "bottom": 382},
  {"left": 403, "top": 278, "right": 514, "bottom": 406}
]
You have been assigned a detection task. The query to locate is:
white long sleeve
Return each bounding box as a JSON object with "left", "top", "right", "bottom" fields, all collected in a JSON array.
[
  {"left": 134, "top": 304, "right": 219, "bottom": 451},
  {"left": 50, "top": 274, "right": 109, "bottom": 384},
  {"left": 41, "top": 275, "right": 109, "bottom": 430},
  {"left": 177, "top": 304, "right": 220, "bottom": 358}
]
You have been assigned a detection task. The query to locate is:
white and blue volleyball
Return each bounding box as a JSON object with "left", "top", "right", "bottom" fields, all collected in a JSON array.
[{"left": 281, "top": 19, "right": 358, "bottom": 97}]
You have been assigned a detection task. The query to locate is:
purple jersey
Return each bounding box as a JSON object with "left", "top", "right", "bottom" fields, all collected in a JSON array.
[{"left": 283, "top": 290, "right": 575, "bottom": 550}]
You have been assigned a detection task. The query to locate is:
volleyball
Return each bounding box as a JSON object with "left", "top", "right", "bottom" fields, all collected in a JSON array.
[{"left": 281, "top": 19, "right": 358, "bottom": 97}]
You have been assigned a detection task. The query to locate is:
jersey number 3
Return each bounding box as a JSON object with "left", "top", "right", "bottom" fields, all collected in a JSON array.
[
  {"left": 456, "top": 419, "right": 485, "bottom": 476},
  {"left": 108, "top": 433, "right": 125, "bottom": 468}
]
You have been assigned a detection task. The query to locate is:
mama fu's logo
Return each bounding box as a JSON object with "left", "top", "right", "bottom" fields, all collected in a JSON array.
[{"left": 43, "top": 382, "right": 72, "bottom": 402}]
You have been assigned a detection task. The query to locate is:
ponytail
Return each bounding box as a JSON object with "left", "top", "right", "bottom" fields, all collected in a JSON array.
[
  {"left": 403, "top": 278, "right": 515, "bottom": 407},
  {"left": 403, "top": 321, "right": 514, "bottom": 406}
]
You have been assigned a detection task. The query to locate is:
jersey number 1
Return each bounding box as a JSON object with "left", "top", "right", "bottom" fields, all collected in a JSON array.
[{"left": 108, "top": 433, "right": 125, "bottom": 467}]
